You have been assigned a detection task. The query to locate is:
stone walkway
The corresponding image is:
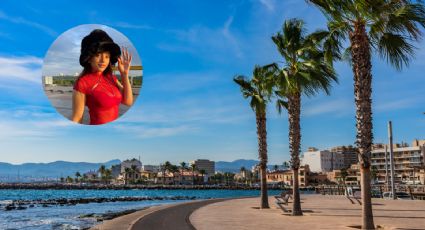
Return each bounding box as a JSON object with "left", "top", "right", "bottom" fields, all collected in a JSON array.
[{"left": 190, "top": 195, "right": 425, "bottom": 230}]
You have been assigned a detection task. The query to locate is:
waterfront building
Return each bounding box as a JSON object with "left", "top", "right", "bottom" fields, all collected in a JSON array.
[
  {"left": 83, "top": 170, "right": 98, "bottom": 180},
  {"left": 330, "top": 145, "right": 358, "bottom": 168},
  {"left": 142, "top": 165, "right": 160, "bottom": 173},
  {"left": 345, "top": 164, "right": 361, "bottom": 186},
  {"left": 308, "top": 172, "right": 329, "bottom": 185},
  {"left": 110, "top": 164, "right": 121, "bottom": 178},
  {"left": 302, "top": 149, "right": 344, "bottom": 172},
  {"left": 371, "top": 139, "right": 425, "bottom": 185},
  {"left": 155, "top": 171, "right": 175, "bottom": 185},
  {"left": 120, "top": 158, "right": 142, "bottom": 173},
  {"left": 190, "top": 159, "right": 215, "bottom": 176},
  {"left": 419, "top": 169, "right": 425, "bottom": 185},
  {"left": 155, "top": 171, "right": 203, "bottom": 185},
  {"left": 266, "top": 165, "right": 310, "bottom": 187},
  {"left": 43, "top": 76, "right": 53, "bottom": 86}
]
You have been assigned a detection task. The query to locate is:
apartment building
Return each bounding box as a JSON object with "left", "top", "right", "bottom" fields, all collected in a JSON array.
[
  {"left": 371, "top": 139, "right": 425, "bottom": 185},
  {"left": 330, "top": 145, "right": 358, "bottom": 168},
  {"left": 302, "top": 149, "right": 344, "bottom": 172},
  {"left": 190, "top": 159, "right": 215, "bottom": 176},
  {"left": 266, "top": 165, "right": 310, "bottom": 187},
  {"left": 120, "top": 158, "right": 142, "bottom": 173}
]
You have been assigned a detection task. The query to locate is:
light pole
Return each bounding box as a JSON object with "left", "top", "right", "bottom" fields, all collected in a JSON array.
[
  {"left": 388, "top": 121, "right": 396, "bottom": 200},
  {"left": 384, "top": 145, "right": 389, "bottom": 191}
]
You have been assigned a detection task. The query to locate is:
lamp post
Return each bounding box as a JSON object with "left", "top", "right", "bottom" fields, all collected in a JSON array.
[{"left": 388, "top": 121, "right": 396, "bottom": 200}]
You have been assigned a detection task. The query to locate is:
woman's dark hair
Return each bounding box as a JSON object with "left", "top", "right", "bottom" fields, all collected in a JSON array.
[{"left": 78, "top": 29, "right": 120, "bottom": 78}]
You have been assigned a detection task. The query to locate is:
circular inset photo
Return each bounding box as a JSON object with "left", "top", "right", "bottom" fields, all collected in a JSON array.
[{"left": 42, "top": 24, "right": 142, "bottom": 125}]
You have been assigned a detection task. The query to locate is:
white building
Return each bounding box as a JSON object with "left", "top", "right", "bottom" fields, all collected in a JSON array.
[
  {"left": 120, "top": 158, "right": 142, "bottom": 173},
  {"left": 43, "top": 76, "right": 53, "bottom": 86},
  {"left": 302, "top": 149, "right": 344, "bottom": 172},
  {"left": 190, "top": 159, "right": 215, "bottom": 176},
  {"left": 142, "top": 165, "right": 160, "bottom": 173}
]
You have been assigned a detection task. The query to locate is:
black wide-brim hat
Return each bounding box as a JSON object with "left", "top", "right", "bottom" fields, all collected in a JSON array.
[{"left": 79, "top": 29, "right": 121, "bottom": 67}]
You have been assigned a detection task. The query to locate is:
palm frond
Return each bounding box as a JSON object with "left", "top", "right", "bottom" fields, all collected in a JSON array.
[
  {"left": 276, "top": 98, "right": 289, "bottom": 114},
  {"left": 378, "top": 32, "right": 415, "bottom": 70}
]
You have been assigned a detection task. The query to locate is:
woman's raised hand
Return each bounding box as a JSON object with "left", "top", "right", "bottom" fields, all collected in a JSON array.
[{"left": 117, "top": 47, "right": 132, "bottom": 76}]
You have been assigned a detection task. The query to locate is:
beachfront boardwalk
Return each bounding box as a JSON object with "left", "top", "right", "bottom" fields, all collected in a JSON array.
[{"left": 190, "top": 195, "right": 425, "bottom": 230}]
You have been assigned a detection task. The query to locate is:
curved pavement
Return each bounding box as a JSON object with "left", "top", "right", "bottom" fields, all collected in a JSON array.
[{"left": 131, "top": 198, "right": 231, "bottom": 230}]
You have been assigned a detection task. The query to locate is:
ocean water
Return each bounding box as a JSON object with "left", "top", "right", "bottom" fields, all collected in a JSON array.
[{"left": 0, "top": 189, "right": 287, "bottom": 230}]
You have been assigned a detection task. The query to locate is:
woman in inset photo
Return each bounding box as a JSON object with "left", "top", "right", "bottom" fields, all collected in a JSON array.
[{"left": 72, "top": 29, "right": 133, "bottom": 125}]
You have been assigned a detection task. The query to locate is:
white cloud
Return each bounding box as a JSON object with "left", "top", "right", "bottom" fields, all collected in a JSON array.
[
  {"left": 0, "top": 56, "right": 42, "bottom": 83},
  {"left": 0, "top": 118, "right": 72, "bottom": 140},
  {"left": 375, "top": 98, "right": 424, "bottom": 112},
  {"left": 303, "top": 98, "right": 353, "bottom": 116},
  {"left": 120, "top": 94, "right": 252, "bottom": 125},
  {"left": 113, "top": 22, "right": 152, "bottom": 30},
  {"left": 146, "top": 71, "right": 225, "bottom": 92},
  {"left": 157, "top": 16, "right": 243, "bottom": 61},
  {"left": 0, "top": 10, "right": 57, "bottom": 37},
  {"left": 112, "top": 124, "right": 197, "bottom": 138},
  {"left": 0, "top": 105, "right": 74, "bottom": 140},
  {"left": 259, "top": 0, "right": 275, "bottom": 11}
]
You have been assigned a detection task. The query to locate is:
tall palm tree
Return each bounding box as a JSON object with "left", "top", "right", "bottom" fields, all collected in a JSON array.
[
  {"left": 131, "top": 165, "right": 138, "bottom": 184},
  {"left": 190, "top": 162, "right": 197, "bottom": 185},
  {"left": 240, "top": 166, "right": 247, "bottom": 184},
  {"left": 234, "top": 64, "right": 276, "bottom": 209},
  {"left": 272, "top": 18, "right": 337, "bottom": 215},
  {"left": 104, "top": 169, "right": 112, "bottom": 184},
  {"left": 75, "top": 172, "right": 81, "bottom": 183},
  {"left": 124, "top": 167, "right": 131, "bottom": 185},
  {"left": 99, "top": 165, "right": 106, "bottom": 183},
  {"left": 180, "top": 162, "right": 187, "bottom": 172},
  {"left": 199, "top": 169, "right": 206, "bottom": 184},
  {"left": 307, "top": 1, "right": 425, "bottom": 228}
]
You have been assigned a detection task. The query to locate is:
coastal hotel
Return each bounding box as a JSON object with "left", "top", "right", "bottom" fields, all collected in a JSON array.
[
  {"left": 371, "top": 139, "right": 425, "bottom": 185},
  {"left": 266, "top": 139, "right": 425, "bottom": 186}
]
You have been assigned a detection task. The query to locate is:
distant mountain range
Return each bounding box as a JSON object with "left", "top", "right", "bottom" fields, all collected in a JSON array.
[
  {"left": 0, "top": 159, "right": 121, "bottom": 181},
  {"left": 0, "top": 159, "right": 284, "bottom": 182}
]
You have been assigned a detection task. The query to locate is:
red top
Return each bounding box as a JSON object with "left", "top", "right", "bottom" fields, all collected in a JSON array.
[{"left": 74, "top": 72, "right": 122, "bottom": 125}]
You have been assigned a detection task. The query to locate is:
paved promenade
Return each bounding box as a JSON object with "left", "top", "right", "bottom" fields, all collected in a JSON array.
[
  {"left": 191, "top": 195, "right": 425, "bottom": 230},
  {"left": 91, "top": 194, "right": 425, "bottom": 230}
]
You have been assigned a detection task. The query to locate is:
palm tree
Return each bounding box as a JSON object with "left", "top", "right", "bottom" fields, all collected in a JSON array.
[
  {"left": 82, "top": 174, "right": 88, "bottom": 183},
  {"left": 283, "top": 161, "right": 290, "bottom": 169},
  {"left": 307, "top": 1, "right": 425, "bottom": 228},
  {"left": 124, "top": 167, "right": 131, "bottom": 185},
  {"left": 180, "top": 162, "right": 187, "bottom": 172},
  {"left": 104, "top": 169, "right": 112, "bottom": 184},
  {"left": 66, "top": 176, "right": 73, "bottom": 183},
  {"left": 131, "top": 165, "right": 139, "bottom": 184},
  {"left": 99, "top": 165, "right": 106, "bottom": 183},
  {"left": 272, "top": 18, "right": 337, "bottom": 215},
  {"left": 199, "top": 169, "right": 206, "bottom": 184},
  {"left": 234, "top": 64, "right": 276, "bottom": 209},
  {"left": 190, "top": 162, "right": 197, "bottom": 185},
  {"left": 75, "top": 172, "right": 81, "bottom": 183},
  {"left": 240, "top": 166, "right": 246, "bottom": 184}
]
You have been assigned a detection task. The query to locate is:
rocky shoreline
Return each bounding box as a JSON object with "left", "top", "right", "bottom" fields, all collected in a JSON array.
[
  {"left": 0, "top": 182, "right": 310, "bottom": 191},
  {"left": 0, "top": 195, "right": 199, "bottom": 211}
]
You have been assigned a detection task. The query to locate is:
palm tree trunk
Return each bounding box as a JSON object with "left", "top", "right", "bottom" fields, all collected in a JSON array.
[
  {"left": 288, "top": 92, "right": 302, "bottom": 216},
  {"left": 350, "top": 21, "right": 375, "bottom": 230},
  {"left": 256, "top": 110, "right": 269, "bottom": 209}
]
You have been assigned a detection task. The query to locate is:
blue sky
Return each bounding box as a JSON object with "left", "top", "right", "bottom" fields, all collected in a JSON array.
[{"left": 0, "top": 0, "right": 424, "bottom": 165}]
